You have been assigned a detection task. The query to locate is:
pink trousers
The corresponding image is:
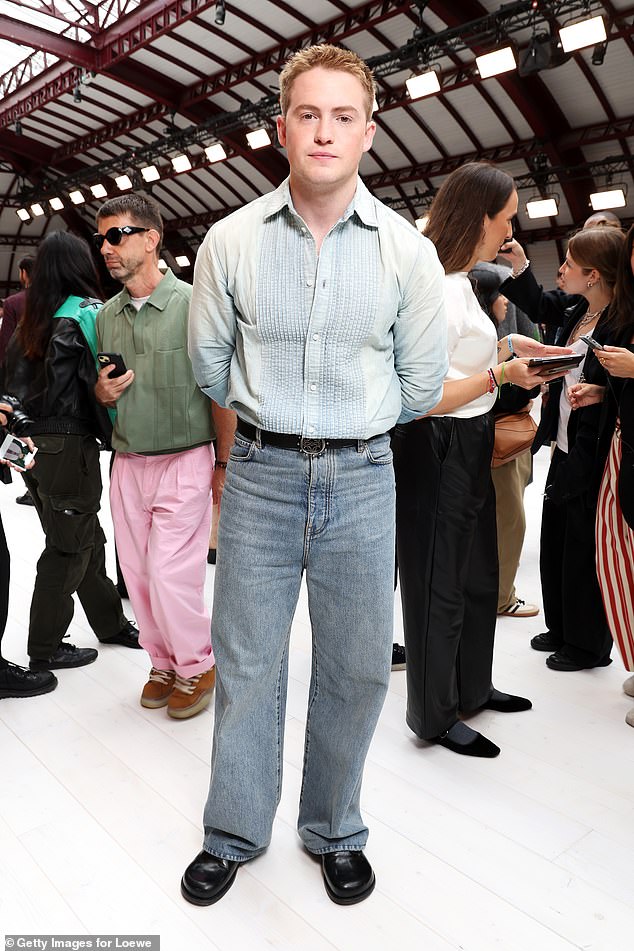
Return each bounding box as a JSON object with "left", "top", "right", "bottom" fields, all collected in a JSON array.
[{"left": 110, "top": 445, "right": 214, "bottom": 678}]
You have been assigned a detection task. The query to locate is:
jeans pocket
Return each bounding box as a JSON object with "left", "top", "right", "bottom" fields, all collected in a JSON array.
[
  {"left": 229, "top": 433, "right": 256, "bottom": 462},
  {"left": 364, "top": 435, "right": 393, "bottom": 466}
]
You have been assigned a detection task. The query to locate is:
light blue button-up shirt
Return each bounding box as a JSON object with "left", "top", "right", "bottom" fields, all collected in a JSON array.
[{"left": 188, "top": 177, "right": 447, "bottom": 439}]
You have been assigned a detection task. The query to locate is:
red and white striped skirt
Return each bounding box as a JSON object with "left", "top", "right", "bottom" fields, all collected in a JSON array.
[{"left": 596, "top": 429, "right": 634, "bottom": 671}]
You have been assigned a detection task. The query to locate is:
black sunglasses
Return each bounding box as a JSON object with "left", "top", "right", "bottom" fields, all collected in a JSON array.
[{"left": 92, "top": 226, "right": 149, "bottom": 250}]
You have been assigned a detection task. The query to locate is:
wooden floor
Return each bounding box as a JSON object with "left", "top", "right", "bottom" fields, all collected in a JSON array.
[{"left": 1, "top": 444, "right": 633, "bottom": 951}]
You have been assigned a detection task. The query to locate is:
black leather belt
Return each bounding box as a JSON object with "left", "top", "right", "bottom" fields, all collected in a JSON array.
[{"left": 237, "top": 421, "right": 364, "bottom": 455}]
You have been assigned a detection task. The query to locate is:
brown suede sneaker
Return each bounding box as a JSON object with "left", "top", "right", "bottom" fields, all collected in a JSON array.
[
  {"left": 140, "top": 668, "right": 176, "bottom": 708},
  {"left": 167, "top": 667, "right": 216, "bottom": 719}
]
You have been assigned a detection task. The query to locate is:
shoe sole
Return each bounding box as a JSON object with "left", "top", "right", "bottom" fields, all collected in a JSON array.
[
  {"left": 140, "top": 695, "right": 172, "bottom": 709},
  {"left": 323, "top": 872, "right": 376, "bottom": 906},
  {"left": 180, "top": 865, "right": 239, "bottom": 906},
  {"left": 0, "top": 681, "right": 57, "bottom": 699},
  {"left": 29, "top": 655, "right": 98, "bottom": 671},
  {"left": 499, "top": 610, "right": 539, "bottom": 618},
  {"left": 546, "top": 655, "right": 612, "bottom": 671},
  {"left": 167, "top": 688, "right": 214, "bottom": 719}
]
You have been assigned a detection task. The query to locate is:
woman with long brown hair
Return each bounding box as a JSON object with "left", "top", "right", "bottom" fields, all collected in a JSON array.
[
  {"left": 530, "top": 226, "right": 624, "bottom": 673},
  {"left": 3, "top": 231, "right": 138, "bottom": 671},
  {"left": 394, "top": 162, "right": 568, "bottom": 758}
]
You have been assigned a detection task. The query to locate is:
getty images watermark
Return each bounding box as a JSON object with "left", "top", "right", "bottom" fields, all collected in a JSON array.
[{"left": 4, "top": 939, "right": 159, "bottom": 950}]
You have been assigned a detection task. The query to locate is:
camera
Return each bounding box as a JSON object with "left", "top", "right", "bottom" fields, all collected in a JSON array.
[{"left": 0, "top": 395, "right": 33, "bottom": 436}]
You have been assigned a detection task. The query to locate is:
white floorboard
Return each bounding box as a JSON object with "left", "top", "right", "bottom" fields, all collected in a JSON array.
[{"left": 1, "top": 443, "right": 633, "bottom": 950}]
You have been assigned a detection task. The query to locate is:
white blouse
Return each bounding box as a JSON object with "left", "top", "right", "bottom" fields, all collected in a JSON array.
[{"left": 434, "top": 271, "right": 498, "bottom": 419}]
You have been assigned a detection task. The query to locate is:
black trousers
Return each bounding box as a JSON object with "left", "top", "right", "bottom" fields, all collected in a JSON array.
[
  {"left": 540, "top": 448, "right": 612, "bottom": 664},
  {"left": 23, "top": 433, "right": 125, "bottom": 660},
  {"left": 0, "top": 510, "right": 9, "bottom": 666},
  {"left": 394, "top": 414, "right": 498, "bottom": 740}
]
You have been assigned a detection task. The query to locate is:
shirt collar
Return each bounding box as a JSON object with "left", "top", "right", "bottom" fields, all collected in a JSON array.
[
  {"left": 114, "top": 267, "right": 177, "bottom": 315},
  {"left": 263, "top": 176, "right": 378, "bottom": 229}
]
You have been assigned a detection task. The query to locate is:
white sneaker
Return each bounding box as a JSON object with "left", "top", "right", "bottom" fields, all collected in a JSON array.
[
  {"left": 623, "top": 675, "right": 634, "bottom": 698},
  {"left": 497, "top": 598, "right": 539, "bottom": 618}
]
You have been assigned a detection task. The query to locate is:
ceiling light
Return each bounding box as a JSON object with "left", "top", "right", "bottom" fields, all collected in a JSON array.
[
  {"left": 415, "top": 215, "right": 429, "bottom": 232},
  {"left": 246, "top": 128, "right": 271, "bottom": 150},
  {"left": 115, "top": 174, "right": 133, "bottom": 190},
  {"left": 406, "top": 69, "right": 441, "bottom": 100},
  {"left": 175, "top": 255, "right": 190, "bottom": 267},
  {"left": 158, "top": 258, "right": 168, "bottom": 270},
  {"left": 204, "top": 143, "right": 227, "bottom": 163},
  {"left": 16, "top": 208, "right": 30, "bottom": 221},
  {"left": 90, "top": 184, "right": 107, "bottom": 198},
  {"left": 526, "top": 197, "right": 559, "bottom": 219},
  {"left": 49, "top": 197, "right": 64, "bottom": 211},
  {"left": 69, "top": 190, "right": 85, "bottom": 204},
  {"left": 30, "top": 203, "right": 45, "bottom": 217},
  {"left": 559, "top": 15, "right": 606, "bottom": 53},
  {"left": 141, "top": 165, "right": 160, "bottom": 182},
  {"left": 590, "top": 188, "right": 626, "bottom": 211},
  {"left": 172, "top": 154, "right": 192, "bottom": 173},
  {"left": 475, "top": 46, "right": 516, "bottom": 80},
  {"left": 215, "top": 0, "right": 226, "bottom": 26}
]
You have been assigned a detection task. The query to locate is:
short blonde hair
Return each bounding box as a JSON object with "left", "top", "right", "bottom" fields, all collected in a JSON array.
[{"left": 279, "top": 44, "right": 376, "bottom": 119}]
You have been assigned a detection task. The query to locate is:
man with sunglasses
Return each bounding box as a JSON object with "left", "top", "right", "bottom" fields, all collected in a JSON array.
[{"left": 93, "top": 193, "right": 235, "bottom": 719}]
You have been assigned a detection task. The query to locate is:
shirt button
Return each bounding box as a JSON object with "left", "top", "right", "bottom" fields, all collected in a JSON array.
[
  {"left": 310, "top": 383, "right": 317, "bottom": 391},
  {"left": 313, "top": 333, "right": 319, "bottom": 341},
  {"left": 306, "top": 280, "right": 313, "bottom": 287},
  {"left": 308, "top": 426, "right": 315, "bottom": 434}
]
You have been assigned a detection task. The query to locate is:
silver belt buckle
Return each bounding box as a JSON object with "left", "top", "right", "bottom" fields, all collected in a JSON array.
[{"left": 299, "top": 437, "right": 326, "bottom": 455}]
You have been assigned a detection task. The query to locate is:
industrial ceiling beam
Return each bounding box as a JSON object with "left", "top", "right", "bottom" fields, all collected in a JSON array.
[{"left": 0, "top": 0, "right": 218, "bottom": 125}]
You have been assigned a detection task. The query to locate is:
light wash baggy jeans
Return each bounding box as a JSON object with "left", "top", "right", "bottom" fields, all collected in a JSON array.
[{"left": 202, "top": 431, "right": 395, "bottom": 861}]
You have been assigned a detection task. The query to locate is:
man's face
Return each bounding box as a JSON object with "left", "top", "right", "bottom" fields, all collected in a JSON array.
[
  {"left": 96, "top": 215, "right": 156, "bottom": 285},
  {"left": 276, "top": 67, "right": 376, "bottom": 194}
]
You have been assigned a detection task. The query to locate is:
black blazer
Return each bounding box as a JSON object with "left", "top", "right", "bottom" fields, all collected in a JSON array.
[{"left": 533, "top": 309, "right": 610, "bottom": 505}]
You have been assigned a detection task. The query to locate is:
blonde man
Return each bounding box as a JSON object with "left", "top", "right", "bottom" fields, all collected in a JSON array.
[{"left": 184, "top": 44, "right": 447, "bottom": 905}]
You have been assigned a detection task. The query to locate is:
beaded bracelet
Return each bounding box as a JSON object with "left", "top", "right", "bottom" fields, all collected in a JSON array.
[
  {"left": 215, "top": 460, "right": 228, "bottom": 469},
  {"left": 511, "top": 259, "right": 530, "bottom": 279},
  {"left": 487, "top": 368, "right": 498, "bottom": 394},
  {"left": 507, "top": 334, "right": 514, "bottom": 357}
]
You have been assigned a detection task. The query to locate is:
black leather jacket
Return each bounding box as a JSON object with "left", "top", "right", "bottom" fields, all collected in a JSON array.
[{"left": 3, "top": 317, "right": 111, "bottom": 443}]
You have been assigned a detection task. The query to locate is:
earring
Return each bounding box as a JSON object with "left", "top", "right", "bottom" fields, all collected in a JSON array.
[{"left": 587, "top": 281, "right": 595, "bottom": 288}]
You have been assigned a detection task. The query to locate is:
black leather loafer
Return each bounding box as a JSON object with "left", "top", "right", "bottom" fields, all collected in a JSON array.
[
  {"left": 321, "top": 850, "right": 375, "bottom": 905},
  {"left": 181, "top": 850, "right": 239, "bottom": 906},
  {"left": 530, "top": 631, "right": 562, "bottom": 652},
  {"left": 546, "top": 650, "right": 612, "bottom": 672}
]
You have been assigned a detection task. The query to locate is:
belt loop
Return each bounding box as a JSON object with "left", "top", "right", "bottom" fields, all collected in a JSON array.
[
  {"left": 255, "top": 427, "right": 263, "bottom": 449},
  {"left": 356, "top": 439, "right": 365, "bottom": 453}
]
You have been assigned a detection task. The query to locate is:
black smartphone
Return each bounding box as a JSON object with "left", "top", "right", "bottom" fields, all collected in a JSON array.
[
  {"left": 580, "top": 334, "right": 605, "bottom": 351},
  {"left": 527, "top": 354, "right": 584, "bottom": 375},
  {"left": 97, "top": 352, "right": 127, "bottom": 378}
]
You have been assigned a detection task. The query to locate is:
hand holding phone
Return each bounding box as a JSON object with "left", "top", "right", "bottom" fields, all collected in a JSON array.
[
  {"left": 97, "top": 352, "right": 128, "bottom": 378},
  {"left": 527, "top": 354, "right": 584, "bottom": 376}
]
